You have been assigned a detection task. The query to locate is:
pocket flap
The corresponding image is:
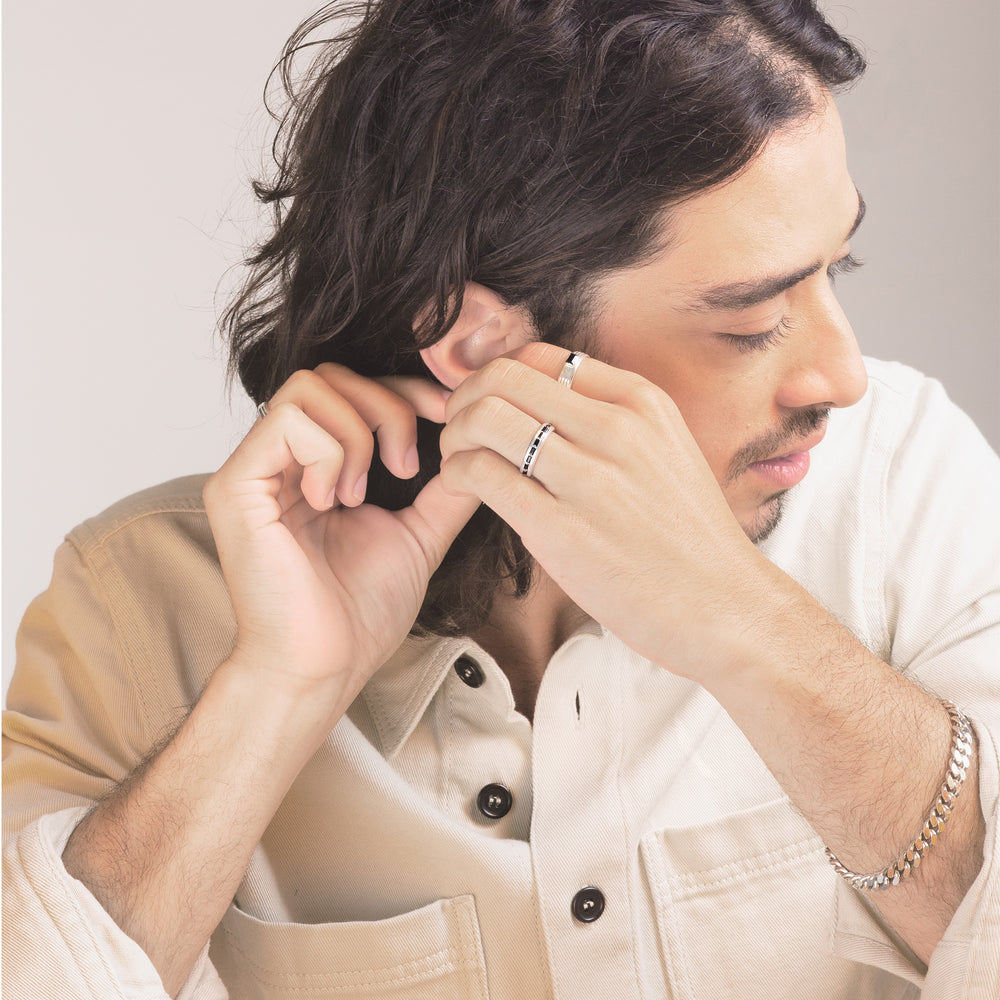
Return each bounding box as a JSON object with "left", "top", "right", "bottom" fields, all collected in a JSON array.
[{"left": 213, "top": 894, "right": 489, "bottom": 999}]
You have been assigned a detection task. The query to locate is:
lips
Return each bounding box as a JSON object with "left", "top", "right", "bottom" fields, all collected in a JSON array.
[
  {"left": 759, "top": 425, "right": 828, "bottom": 465},
  {"left": 746, "top": 425, "right": 827, "bottom": 490}
]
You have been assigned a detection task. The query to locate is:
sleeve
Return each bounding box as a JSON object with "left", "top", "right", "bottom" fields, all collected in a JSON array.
[
  {"left": 2, "top": 537, "right": 229, "bottom": 1000},
  {"left": 833, "top": 371, "right": 1000, "bottom": 998}
]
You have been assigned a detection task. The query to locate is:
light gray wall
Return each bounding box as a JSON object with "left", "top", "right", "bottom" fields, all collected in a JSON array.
[
  {"left": 4, "top": 2, "right": 999, "bottom": 695},
  {"left": 821, "top": 1, "right": 1000, "bottom": 448}
]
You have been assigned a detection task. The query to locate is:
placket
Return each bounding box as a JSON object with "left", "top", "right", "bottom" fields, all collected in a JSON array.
[{"left": 530, "top": 632, "right": 643, "bottom": 1000}]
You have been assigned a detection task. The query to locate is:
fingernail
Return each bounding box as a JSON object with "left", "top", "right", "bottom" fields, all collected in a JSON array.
[
  {"left": 405, "top": 446, "right": 420, "bottom": 475},
  {"left": 353, "top": 473, "right": 368, "bottom": 501},
  {"left": 325, "top": 487, "right": 338, "bottom": 509}
]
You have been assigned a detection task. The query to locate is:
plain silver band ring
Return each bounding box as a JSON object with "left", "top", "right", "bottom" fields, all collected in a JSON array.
[
  {"left": 521, "top": 422, "right": 556, "bottom": 478},
  {"left": 256, "top": 401, "right": 269, "bottom": 420},
  {"left": 557, "top": 351, "right": 588, "bottom": 389}
]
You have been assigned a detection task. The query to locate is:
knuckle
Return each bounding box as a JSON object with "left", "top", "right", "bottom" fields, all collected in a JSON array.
[
  {"left": 202, "top": 473, "right": 223, "bottom": 507},
  {"left": 378, "top": 389, "right": 416, "bottom": 422},
  {"left": 605, "top": 409, "right": 638, "bottom": 446},
  {"left": 466, "top": 394, "right": 508, "bottom": 428},
  {"left": 282, "top": 368, "right": 318, "bottom": 395},
  {"left": 462, "top": 447, "right": 503, "bottom": 485},
  {"left": 269, "top": 399, "right": 303, "bottom": 421},
  {"left": 481, "top": 356, "right": 522, "bottom": 385},
  {"left": 326, "top": 437, "right": 346, "bottom": 464},
  {"left": 516, "top": 340, "right": 574, "bottom": 378},
  {"left": 313, "top": 361, "right": 346, "bottom": 381},
  {"left": 623, "top": 371, "right": 658, "bottom": 403}
]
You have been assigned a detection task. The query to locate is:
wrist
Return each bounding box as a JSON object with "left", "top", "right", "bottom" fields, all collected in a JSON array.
[{"left": 207, "top": 651, "right": 358, "bottom": 769}]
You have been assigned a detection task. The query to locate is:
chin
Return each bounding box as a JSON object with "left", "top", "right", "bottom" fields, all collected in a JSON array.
[{"left": 742, "top": 493, "right": 787, "bottom": 544}]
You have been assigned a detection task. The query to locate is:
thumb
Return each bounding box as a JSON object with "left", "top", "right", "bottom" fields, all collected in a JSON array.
[{"left": 405, "top": 474, "right": 481, "bottom": 571}]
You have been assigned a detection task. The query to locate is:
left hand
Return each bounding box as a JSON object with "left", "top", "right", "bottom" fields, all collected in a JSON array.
[{"left": 438, "top": 342, "right": 774, "bottom": 679}]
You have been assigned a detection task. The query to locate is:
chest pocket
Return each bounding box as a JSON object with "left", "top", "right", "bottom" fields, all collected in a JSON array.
[
  {"left": 211, "top": 894, "right": 489, "bottom": 1000},
  {"left": 640, "top": 795, "right": 919, "bottom": 1000}
]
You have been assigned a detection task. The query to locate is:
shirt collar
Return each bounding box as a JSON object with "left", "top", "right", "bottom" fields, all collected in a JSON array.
[
  {"left": 358, "top": 618, "right": 607, "bottom": 758},
  {"left": 359, "top": 632, "right": 474, "bottom": 758}
]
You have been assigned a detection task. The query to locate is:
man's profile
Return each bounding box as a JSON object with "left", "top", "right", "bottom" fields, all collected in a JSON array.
[{"left": 3, "top": 2, "right": 998, "bottom": 998}]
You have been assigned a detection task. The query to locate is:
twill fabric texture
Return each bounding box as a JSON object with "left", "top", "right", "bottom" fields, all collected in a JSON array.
[{"left": 3, "top": 359, "right": 1000, "bottom": 999}]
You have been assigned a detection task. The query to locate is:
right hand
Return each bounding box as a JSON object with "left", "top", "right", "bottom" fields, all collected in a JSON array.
[{"left": 203, "top": 364, "right": 480, "bottom": 712}]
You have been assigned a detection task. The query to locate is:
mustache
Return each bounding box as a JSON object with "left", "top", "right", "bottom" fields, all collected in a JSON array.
[{"left": 723, "top": 408, "right": 830, "bottom": 486}]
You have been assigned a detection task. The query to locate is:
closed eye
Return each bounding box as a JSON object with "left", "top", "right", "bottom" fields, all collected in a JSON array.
[
  {"left": 827, "top": 252, "right": 864, "bottom": 283},
  {"left": 718, "top": 316, "right": 793, "bottom": 354}
]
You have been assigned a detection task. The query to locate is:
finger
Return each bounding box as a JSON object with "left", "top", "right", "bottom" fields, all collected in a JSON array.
[
  {"left": 313, "top": 364, "right": 449, "bottom": 480},
  {"left": 439, "top": 395, "right": 583, "bottom": 494},
  {"left": 403, "top": 475, "right": 482, "bottom": 571},
  {"left": 445, "top": 356, "right": 600, "bottom": 451},
  {"left": 269, "top": 369, "right": 376, "bottom": 506},
  {"left": 218, "top": 401, "right": 348, "bottom": 519},
  {"left": 438, "top": 447, "right": 560, "bottom": 542},
  {"left": 504, "top": 341, "right": 651, "bottom": 407}
]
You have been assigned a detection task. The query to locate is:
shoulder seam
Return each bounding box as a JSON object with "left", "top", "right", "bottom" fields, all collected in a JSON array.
[
  {"left": 70, "top": 499, "right": 208, "bottom": 554},
  {"left": 62, "top": 537, "right": 155, "bottom": 761}
]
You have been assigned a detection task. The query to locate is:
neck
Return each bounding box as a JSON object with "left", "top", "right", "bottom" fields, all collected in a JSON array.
[{"left": 472, "top": 571, "right": 589, "bottom": 720}]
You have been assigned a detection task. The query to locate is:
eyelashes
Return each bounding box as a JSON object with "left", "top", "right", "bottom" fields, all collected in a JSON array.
[
  {"left": 719, "top": 317, "right": 794, "bottom": 354},
  {"left": 719, "top": 253, "right": 865, "bottom": 354},
  {"left": 827, "top": 252, "right": 864, "bottom": 283}
]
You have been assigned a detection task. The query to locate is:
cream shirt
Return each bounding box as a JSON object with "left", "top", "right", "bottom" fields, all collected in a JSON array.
[{"left": 4, "top": 358, "right": 1000, "bottom": 999}]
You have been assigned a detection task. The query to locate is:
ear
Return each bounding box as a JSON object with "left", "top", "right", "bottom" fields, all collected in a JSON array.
[{"left": 419, "top": 283, "right": 534, "bottom": 390}]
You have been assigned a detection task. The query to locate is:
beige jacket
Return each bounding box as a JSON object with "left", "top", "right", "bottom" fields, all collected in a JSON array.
[{"left": 4, "top": 359, "right": 1000, "bottom": 999}]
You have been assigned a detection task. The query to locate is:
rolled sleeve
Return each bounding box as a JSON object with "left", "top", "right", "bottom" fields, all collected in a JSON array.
[
  {"left": 2, "top": 807, "right": 226, "bottom": 1000},
  {"left": 3, "top": 486, "right": 233, "bottom": 999},
  {"left": 828, "top": 368, "right": 1000, "bottom": 996}
]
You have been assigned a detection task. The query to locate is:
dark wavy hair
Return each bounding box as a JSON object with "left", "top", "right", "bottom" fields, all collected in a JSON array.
[{"left": 222, "top": 0, "right": 864, "bottom": 636}]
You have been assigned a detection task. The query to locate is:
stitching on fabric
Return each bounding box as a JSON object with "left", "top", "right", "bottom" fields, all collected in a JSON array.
[
  {"left": 398, "top": 644, "right": 453, "bottom": 728},
  {"left": 220, "top": 924, "right": 480, "bottom": 993},
  {"left": 453, "top": 897, "right": 490, "bottom": 1000},
  {"left": 79, "top": 499, "right": 208, "bottom": 552},
  {"left": 69, "top": 539, "right": 155, "bottom": 768},
  {"left": 642, "top": 835, "right": 694, "bottom": 1000},
  {"left": 613, "top": 659, "right": 646, "bottom": 998},
  {"left": 360, "top": 687, "right": 391, "bottom": 755},
  {"left": 529, "top": 858, "right": 557, "bottom": 1000},
  {"left": 665, "top": 837, "right": 823, "bottom": 897},
  {"left": 446, "top": 673, "right": 459, "bottom": 815}
]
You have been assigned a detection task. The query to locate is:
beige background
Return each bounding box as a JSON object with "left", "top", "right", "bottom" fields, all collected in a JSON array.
[{"left": 3, "top": 1, "right": 999, "bottom": 694}]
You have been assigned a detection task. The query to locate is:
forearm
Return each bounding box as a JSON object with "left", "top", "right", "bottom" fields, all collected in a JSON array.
[
  {"left": 62, "top": 655, "right": 349, "bottom": 997},
  {"left": 701, "top": 561, "right": 986, "bottom": 966}
]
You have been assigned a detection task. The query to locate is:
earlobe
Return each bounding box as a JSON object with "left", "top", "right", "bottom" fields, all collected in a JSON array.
[{"left": 419, "top": 283, "right": 534, "bottom": 389}]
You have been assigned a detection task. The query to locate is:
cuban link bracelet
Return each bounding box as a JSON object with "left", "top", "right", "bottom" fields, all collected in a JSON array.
[{"left": 825, "top": 701, "right": 974, "bottom": 891}]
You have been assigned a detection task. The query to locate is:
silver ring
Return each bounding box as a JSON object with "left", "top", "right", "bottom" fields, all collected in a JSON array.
[
  {"left": 520, "top": 422, "right": 556, "bottom": 478},
  {"left": 256, "top": 401, "right": 269, "bottom": 420},
  {"left": 557, "top": 351, "right": 588, "bottom": 389}
]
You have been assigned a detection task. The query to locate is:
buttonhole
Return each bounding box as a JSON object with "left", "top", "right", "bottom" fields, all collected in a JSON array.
[{"left": 575, "top": 691, "right": 581, "bottom": 721}]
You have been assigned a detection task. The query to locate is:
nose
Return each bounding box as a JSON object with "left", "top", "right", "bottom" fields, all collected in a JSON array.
[{"left": 774, "top": 285, "right": 868, "bottom": 411}]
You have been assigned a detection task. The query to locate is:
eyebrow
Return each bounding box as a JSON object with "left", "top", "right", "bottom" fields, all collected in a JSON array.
[{"left": 680, "top": 189, "right": 867, "bottom": 313}]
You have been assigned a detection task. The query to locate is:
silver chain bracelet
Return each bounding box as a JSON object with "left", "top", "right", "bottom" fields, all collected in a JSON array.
[{"left": 825, "top": 700, "right": 974, "bottom": 892}]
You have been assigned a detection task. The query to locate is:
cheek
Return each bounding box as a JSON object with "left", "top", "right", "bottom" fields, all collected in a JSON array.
[
  {"left": 663, "top": 382, "right": 758, "bottom": 483},
  {"left": 591, "top": 319, "right": 776, "bottom": 483}
]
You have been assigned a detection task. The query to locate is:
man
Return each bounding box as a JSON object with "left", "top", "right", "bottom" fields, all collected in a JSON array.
[{"left": 4, "top": 1, "right": 998, "bottom": 997}]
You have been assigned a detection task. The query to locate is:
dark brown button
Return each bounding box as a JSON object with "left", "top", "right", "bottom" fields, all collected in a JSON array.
[
  {"left": 571, "top": 887, "right": 605, "bottom": 923},
  {"left": 476, "top": 783, "right": 513, "bottom": 819},
  {"left": 454, "top": 655, "right": 485, "bottom": 688}
]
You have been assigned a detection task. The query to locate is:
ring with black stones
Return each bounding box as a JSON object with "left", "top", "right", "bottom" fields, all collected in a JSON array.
[
  {"left": 520, "top": 422, "right": 556, "bottom": 478},
  {"left": 557, "top": 351, "right": 588, "bottom": 389}
]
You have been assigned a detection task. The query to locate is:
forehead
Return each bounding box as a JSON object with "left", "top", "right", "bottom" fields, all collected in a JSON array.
[{"left": 658, "top": 92, "right": 855, "bottom": 291}]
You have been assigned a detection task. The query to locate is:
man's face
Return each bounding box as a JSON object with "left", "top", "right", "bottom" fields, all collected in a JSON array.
[{"left": 589, "top": 89, "right": 867, "bottom": 541}]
